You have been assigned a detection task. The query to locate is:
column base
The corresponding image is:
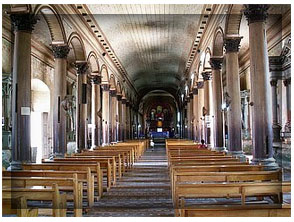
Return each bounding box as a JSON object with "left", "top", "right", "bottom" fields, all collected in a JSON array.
[
  {"left": 52, "top": 153, "right": 64, "bottom": 158},
  {"left": 227, "top": 150, "right": 247, "bottom": 162},
  {"left": 8, "top": 160, "right": 23, "bottom": 170},
  {"left": 212, "top": 147, "right": 227, "bottom": 152},
  {"left": 251, "top": 157, "right": 280, "bottom": 170}
]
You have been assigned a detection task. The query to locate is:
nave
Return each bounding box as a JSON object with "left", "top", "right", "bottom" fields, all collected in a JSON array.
[
  {"left": 86, "top": 142, "right": 174, "bottom": 217},
  {"left": 1, "top": 3, "right": 292, "bottom": 218}
]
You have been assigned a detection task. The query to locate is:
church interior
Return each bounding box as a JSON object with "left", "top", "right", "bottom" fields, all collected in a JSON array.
[{"left": 1, "top": 3, "right": 292, "bottom": 218}]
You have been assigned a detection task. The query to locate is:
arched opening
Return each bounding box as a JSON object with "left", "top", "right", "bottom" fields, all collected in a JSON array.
[
  {"left": 31, "top": 79, "right": 50, "bottom": 163},
  {"left": 139, "top": 90, "right": 179, "bottom": 141}
]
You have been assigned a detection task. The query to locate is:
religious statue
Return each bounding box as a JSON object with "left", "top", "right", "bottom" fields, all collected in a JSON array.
[{"left": 61, "top": 95, "right": 75, "bottom": 132}]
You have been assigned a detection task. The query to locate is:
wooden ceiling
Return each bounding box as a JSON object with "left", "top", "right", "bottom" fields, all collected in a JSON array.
[{"left": 87, "top": 4, "right": 205, "bottom": 95}]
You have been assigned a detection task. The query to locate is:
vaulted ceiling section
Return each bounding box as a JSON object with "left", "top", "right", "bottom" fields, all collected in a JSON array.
[{"left": 86, "top": 4, "right": 206, "bottom": 97}]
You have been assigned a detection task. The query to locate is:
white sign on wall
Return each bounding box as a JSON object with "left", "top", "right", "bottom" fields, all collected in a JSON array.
[{"left": 21, "top": 107, "right": 31, "bottom": 116}]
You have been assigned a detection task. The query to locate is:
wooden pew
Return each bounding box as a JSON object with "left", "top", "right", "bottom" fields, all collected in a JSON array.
[
  {"left": 2, "top": 183, "right": 67, "bottom": 217},
  {"left": 44, "top": 157, "right": 116, "bottom": 185},
  {"left": 92, "top": 147, "right": 135, "bottom": 167},
  {"left": 75, "top": 150, "right": 131, "bottom": 171},
  {"left": 3, "top": 168, "right": 96, "bottom": 204},
  {"left": 171, "top": 170, "right": 282, "bottom": 204},
  {"left": 178, "top": 204, "right": 291, "bottom": 217},
  {"left": 66, "top": 154, "right": 124, "bottom": 178},
  {"left": 3, "top": 174, "right": 83, "bottom": 217},
  {"left": 22, "top": 163, "right": 104, "bottom": 194},
  {"left": 174, "top": 181, "right": 291, "bottom": 208},
  {"left": 3, "top": 196, "right": 39, "bottom": 217}
]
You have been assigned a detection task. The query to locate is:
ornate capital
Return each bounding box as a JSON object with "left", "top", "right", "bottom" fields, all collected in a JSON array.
[
  {"left": 52, "top": 45, "right": 70, "bottom": 59},
  {"left": 201, "top": 71, "right": 212, "bottom": 81},
  {"left": 10, "top": 13, "right": 38, "bottom": 32},
  {"left": 192, "top": 87, "right": 198, "bottom": 95},
  {"left": 122, "top": 98, "right": 127, "bottom": 104},
  {"left": 283, "top": 78, "right": 291, "bottom": 87},
  {"left": 101, "top": 84, "right": 110, "bottom": 91},
  {"left": 244, "top": 4, "right": 269, "bottom": 24},
  {"left": 75, "top": 62, "right": 89, "bottom": 75},
  {"left": 116, "top": 94, "right": 122, "bottom": 101},
  {"left": 270, "top": 79, "right": 278, "bottom": 87},
  {"left": 89, "top": 74, "right": 101, "bottom": 85},
  {"left": 197, "top": 81, "right": 204, "bottom": 89},
  {"left": 209, "top": 57, "right": 223, "bottom": 70},
  {"left": 110, "top": 89, "right": 117, "bottom": 97},
  {"left": 224, "top": 37, "right": 242, "bottom": 53}
]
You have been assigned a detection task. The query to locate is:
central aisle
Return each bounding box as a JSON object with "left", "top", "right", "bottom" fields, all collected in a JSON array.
[{"left": 86, "top": 142, "right": 174, "bottom": 217}]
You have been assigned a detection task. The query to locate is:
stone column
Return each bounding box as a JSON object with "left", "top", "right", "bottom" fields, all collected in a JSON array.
[
  {"left": 189, "top": 92, "right": 194, "bottom": 140},
  {"left": 210, "top": 57, "right": 225, "bottom": 151},
  {"left": 121, "top": 96, "right": 127, "bottom": 141},
  {"left": 126, "top": 101, "right": 130, "bottom": 140},
  {"left": 129, "top": 105, "right": 133, "bottom": 139},
  {"left": 117, "top": 94, "right": 123, "bottom": 141},
  {"left": 224, "top": 36, "right": 245, "bottom": 159},
  {"left": 270, "top": 79, "right": 281, "bottom": 141},
  {"left": 186, "top": 96, "right": 191, "bottom": 139},
  {"left": 202, "top": 71, "right": 212, "bottom": 144},
  {"left": 197, "top": 81, "right": 205, "bottom": 141},
  {"left": 192, "top": 86, "right": 199, "bottom": 142},
  {"left": 52, "top": 44, "right": 70, "bottom": 157},
  {"left": 101, "top": 84, "right": 110, "bottom": 145},
  {"left": 110, "top": 86, "right": 117, "bottom": 143},
  {"left": 10, "top": 13, "right": 38, "bottom": 169},
  {"left": 90, "top": 74, "right": 101, "bottom": 149},
  {"left": 283, "top": 78, "right": 291, "bottom": 132},
  {"left": 75, "top": 62, "right": 89, "bottom": 152},
  {"left": 244, "top": 4, "right": 278, "bottom": 169}
]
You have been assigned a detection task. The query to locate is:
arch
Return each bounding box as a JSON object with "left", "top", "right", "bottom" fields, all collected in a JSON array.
[
  {"left": 212, "top": 27, "right": 224, "bottom": 57},
  {"left": 121, "top": 88, "right": 126, "bottom": 99},
  {"left": 116, "top": 81, "right": 122, "bottom": 95},
  {"left": 31, "top": 78, "right": 50, "bottom": 112},
  {"left": 87, "top": 51, "right": 100, "bottom": 74},
  {"left": 224, "top": 5, "right": 244, "bottom": 36},
  {"left": 109, "top": 74, "right": 117, "bottom": 91},
  {"left": 34, "top": 4, "right": 67, "bottom": 44},
  {"left": 203, "top": 47, "right": 212, "bottom": 70},
  {"left": 100, "top": 64, "right": 110, "bottom": 84},
  {"left": 67, "top": 32, "right": 87, "bottom": 62}
]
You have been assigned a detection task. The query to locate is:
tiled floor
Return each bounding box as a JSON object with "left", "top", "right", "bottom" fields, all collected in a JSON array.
[{"left": 85, "top": 143, "right": 175, "bottom": 217}]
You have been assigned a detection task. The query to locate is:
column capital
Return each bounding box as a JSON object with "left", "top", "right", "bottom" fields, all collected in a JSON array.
[
  {"left": 270, "top": 79, "right": 278, "bottom": 87},
  {"left": 209, "top": 57, "right": 223, "bottom": 70},
  {"left": 75, "top": 61, "right": 89, "bottom": 75},
  {"left": 283, "top": 78, "right": 291, "bottom": 87},
  {"left": 89, "top": 74, "right": 101, "bottom": 85},
  {"left": 197, "top": 81, "right": 204, "bottom": 89},
  {"left": 126, "top": 100, "right": 130, "bottom": 106},
  {"left": 110, "top": 89, "right": 117, "bottom": 97},
  {"left": 52, "top": 44, "right": 70, "bottom": 59},
  {"left": 192, "top": 87, "right": 198, "bottom": 95},
  {"left": 201, "top": 71, "right": 212, "bottom": 81},
  {"left": 116, "top": 94, "right": 122, "bottom": 101},
  {"left": 10, "top": 13, "right": 38, "bottom": 32},
  {"left": 101, "top": 84, "right": 110, "bottom": 91},
  {"left": 224, "top": 36, "right": 242, "bottom": 53},
  {"left": 244, "top": 4, "right": 269, "bottom": 24},
  {"left": 122, "top": 98, "right": 127, "bottom": 104}
]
